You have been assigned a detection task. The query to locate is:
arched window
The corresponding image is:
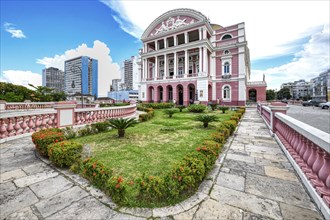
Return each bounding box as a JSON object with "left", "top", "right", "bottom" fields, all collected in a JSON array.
[
  {"left": 224, "top": 50, "right": 230, "bottom": 55},
  {"left": 222, "top": 34, "right": 232, "bottom": 40},
  {"left": 223, "top": 86, "right": 230, "bottom": 99},
  {"left": 224, "top": 62, "right": 230, "bottom": 74}
]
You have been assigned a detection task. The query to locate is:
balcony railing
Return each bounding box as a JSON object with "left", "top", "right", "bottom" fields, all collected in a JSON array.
[{"left": 222, "top": 75, "right": 231, "bottom": 79}]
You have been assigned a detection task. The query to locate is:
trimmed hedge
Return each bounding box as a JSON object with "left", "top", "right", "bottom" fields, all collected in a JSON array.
[
  {"left": 138, "top": 107, "right": 155, "bottom": 122},
  {"left": 141, "top": 103, "right": 174, "bottom": 109},
  {"left": 32, "top": 128, "right": 65, "bottom": 157},
  {"left": 48, "top": 141, "right": 83, "bottom": 167},
  {"left": 187, "top": 104, "right": 206, "bottom": 113}
]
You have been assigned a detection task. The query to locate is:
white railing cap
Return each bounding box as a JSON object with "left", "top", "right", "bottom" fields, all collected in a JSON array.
[
  {"left": 6, "top": 102, "right": 55, "bottom": 105},
  {"left": 0, "top": 109, "right": 57, "bottom": 119},
  {"left": 262, "top": 105, "right": 271, "bottom": 113},
  {"left": 75, "top": 104, "right": 136, "bottom": 113},
  {"left": 275, "top": 112, "right": 330, "bottom": 153}
]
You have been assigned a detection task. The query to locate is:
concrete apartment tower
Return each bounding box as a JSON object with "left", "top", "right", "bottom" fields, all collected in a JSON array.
[
  {"left": 123, "top": 56, "right": 140, "bottom": 91},
  {"left": 42, "top": 67, "right": 64, "bottom": 91},
  {"left": 64, "top": 56, "right": 98, "bottom": 97}
]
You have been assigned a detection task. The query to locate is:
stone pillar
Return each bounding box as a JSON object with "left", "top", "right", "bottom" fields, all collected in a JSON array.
[
  {"left": 199, "top": 47, "right": 203, "bottom": 73},
  {"left": 174, "top": 35, "right": 177, "bottom": 46},
  {"left": 269, "top": 102, "right": 289, "bottom": 134},
  {"left": 174, "top": 52, "right": 177, "bottom": 78},
  {"left": 164, "top": 54, "right": 167, "bottom": 79},
  {"left": 143, "top": 58, "right": 147, "bottom": 80},
  {"left": 203, "top": 47, "right": 208, "bottom": 74},
  {"left": 155, "top": 40, "right": 158, "bottom": 50},
  {"left": 54, "top": 101, "right": 77, "bottom": 128},
  {"left": 0, "top": 100, "right": 6, "bottom": 112},
  {"left": 155, "top": 56, "right": 158, "bottom": 80},
  {"left": 199, "top": 28, "right": 202, "bottom": 40},
  {"left": 185, "top": 32, "right": 188, "bottom": 43},
  {"left": 163, "top": 86, "right": 168, "bottom": 102},
  {"left": 184, "top": 50, "right": 188, "bottom": 77},
  {"left": 164, "top": 38, "right": 167, "bottom": 48}
]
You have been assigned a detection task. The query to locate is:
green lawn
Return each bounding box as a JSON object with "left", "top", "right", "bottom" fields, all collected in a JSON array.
[{"left": 75, "top": 109, "right": 232, "bottom": 180}]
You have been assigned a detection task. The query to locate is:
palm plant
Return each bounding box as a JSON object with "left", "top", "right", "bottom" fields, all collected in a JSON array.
[
  {"left": 177, "top": 105, "right": 186, "bottom": 112},
  {"left": 164, "top": 108, "right": 177, "bottom": 118},
  {"left": 218, "top": 106, "right": 229, "bottom": 114},
  {"left": 195, "top": 114, "right": 217, "bottom": 128},
  {"left": 107, "top": 118, "right": 138, "bottom": 138}
]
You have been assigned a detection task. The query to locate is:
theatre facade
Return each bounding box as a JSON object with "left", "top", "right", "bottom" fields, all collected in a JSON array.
[{"left": 137, "top": 8, "right": 266, "bottom": 106}]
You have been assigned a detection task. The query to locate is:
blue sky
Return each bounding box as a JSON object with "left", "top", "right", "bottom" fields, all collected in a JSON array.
[{"left": 1, "top": 0, "right": 329, "bottom": 90}]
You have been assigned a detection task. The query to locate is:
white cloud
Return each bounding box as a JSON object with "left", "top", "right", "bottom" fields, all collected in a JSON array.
[
  {"left": 1, "top": 70, "right": 41, "bottom": 89},
  {"left": 102, "top": 1, "right": 329, "bottom": 60},
  {"left": 4, "top": 22, "right": 26, "bottom": 38},
  {"left": 251, "top": 24, "right": 330, "bottom": 90},
  {"left": 37, "top": 40, "right": 121, "bottom": 97}
]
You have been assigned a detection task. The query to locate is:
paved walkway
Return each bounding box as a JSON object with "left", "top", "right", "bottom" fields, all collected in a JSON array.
[{"left": 0, "top": 109, "right": 324, "bottom": 219}]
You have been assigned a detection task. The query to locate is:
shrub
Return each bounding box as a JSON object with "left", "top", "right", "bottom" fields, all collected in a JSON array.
[
  {"left": 233, "top": 112, "right": 242, "bottom": 119},
  {"left": 230, "top": 116, "right": 240, "bottom": 123},
  {"left": 187, "top": 104, "right": 206, "bottom": 113},
  {"left": 177, "top": 105, "right": 186, "bottom": 112},
  {"left": 31, "top": 128, "right": 64, "bottom": 157},
  {"left": 107, "top": 118, "right": 138, "bottom": 138},
  {"left": 141, "top": 103, "right": 174, "bottom": 109},
  {"left": 62, "top": 126, "right": 76, "bottom": 139},
  {"left": 138, "top": 107, "right": 155, "bottom": 122},
  {"left": 209, "top": 104, "right": 218, "bottom": 111},
  {"left": 210, "top": 132, "right": 226, "bottom": 144},
  {"left": 48, "top": 141, "right": 83, "bottom": 167},
  {"left": 218, "top": 106, "right": 229, "bottom": 113},
  {"left": 238, "top": 107, "right": 246, "bottom": 114},
  {"left": 195, "top": 114, "right": 217, "bottom": 128},
  {"left": 164, "top": 108, "right": 177, "bottom": 118},
  {"left": 216, "top": 124, "right": 231, "bottom": 138},
  {"left": 78, "top": 125, "right": 96, "bottom": 136},
  {"left": 91, "top": 122, "right": 109, "bottom": 132},
  {"left": 108, "top": 176, "right": 128, "bottom": 203},
  {"left": 80, "top": 157, "right": 112, "bottom": 189},
  {"left": 222, "top": 120, "right": 237, "bottom": 135}
]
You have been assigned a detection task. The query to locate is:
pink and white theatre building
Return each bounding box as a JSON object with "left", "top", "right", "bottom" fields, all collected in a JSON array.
[{"left": 137, "top": 8, "right": 266, "bottom": 106}]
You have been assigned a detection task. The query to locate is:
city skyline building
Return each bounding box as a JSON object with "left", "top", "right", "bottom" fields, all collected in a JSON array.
[
  {"left": 137, "top": 8, "right": 266, "bottom": 106},
  {"left": 123, "top": 56, "right": 140, "bottom": 91},
  {"left": 64, "top": 56, "right": 98, "bottom": 97},
  {"left": 42, "top": 67, "right": 64, "bottom": 91}
]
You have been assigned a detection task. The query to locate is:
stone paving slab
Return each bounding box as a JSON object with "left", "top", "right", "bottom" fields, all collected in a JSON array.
[
  {"left": 0, "top": 169, "right": 26, "bottom": 183},
  {"left": 14, "top": 170, "right": 58, "bottom": 188},
  {"left": 5, "top": 207, "right": 38, "bottom": 220},
  {"left": 35, "top": 186, "right": 89, "bottom": 218}
]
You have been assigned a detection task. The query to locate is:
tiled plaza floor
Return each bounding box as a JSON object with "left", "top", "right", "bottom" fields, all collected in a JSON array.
[{"left": 0, "top": 109, "right": 324, "bottom": 219}]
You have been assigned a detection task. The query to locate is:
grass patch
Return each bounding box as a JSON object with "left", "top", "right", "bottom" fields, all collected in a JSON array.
[{"left": 74, "top": 109, "right": 233, "bottom": 207}]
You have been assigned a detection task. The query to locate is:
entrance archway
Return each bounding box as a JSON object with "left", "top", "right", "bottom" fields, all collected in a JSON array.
[
  {"left": 177, "top": 84, "right": 184, "bottom": 105},
  {"left": 157, "top": 86, "right": 163, "bottom": 102},
  {"left": 167, "top": 85, "right": 173, "bottom": 102},
  {"left": 249, "top": 89, "right": 257, "bottom": 102},
  {"left": 188, "top": 84, "right": 195, "bottom": 104},
  {"left": 208, "top": 84, "right": 212, "bottom": 102},
  {"left": 148, "top": 86, "right": 154, "bottom": 102}
]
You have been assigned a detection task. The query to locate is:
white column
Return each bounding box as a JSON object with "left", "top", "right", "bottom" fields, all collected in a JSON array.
[
  {"left": 155, "top": 56, "right": 158, "bottom": 79},
  {"left": 199, "top": 28, "right": 202, "bottom": 40},
  {"left": 203, "top": 47, "right": 208, "bottom": 74},
  {"left": 164, "top": 54, "right": 167, "bottom": 79},
  {"left": 174, "top": 52, "right": 177, "bottom": 78},
  {"left": 143, "top": 58, "right": 146, "bottom": 79},
  {"left": 174, "top": 35, "right": 177, "bottom": 46},
  {"left": 199, "top": 47, "right": 203, "bottom": 73},
  {"left": 155, "top": 40, "right": 158, "bottom": 50},
  {"left": 185, "top": 32, "right": 188, "bottom": 43},
  {"left": 203, "top": 28, "right": 207, "bottom": 39},
  {"left": 164, "top": 38, "right": 167, "bottom": 48},
  {"left": 184, "top": 50, "right": 188, "bottom": 77}
]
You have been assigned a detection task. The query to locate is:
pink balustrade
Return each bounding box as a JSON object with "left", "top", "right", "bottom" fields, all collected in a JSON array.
[
  {"left": 74, "top": 105, "right": 137, "bottom": 125},
  {"left": 274, "top": 113, "right": 330, "bottom": 208},
  {"left": 0, "top": 111, "right": 57, "bottom": 139},
  {"left": 261, "top": 105, "right": 271, "bottom": 127},
  {"left": 5, "top": 102, "right": 55, "bottom": 110}
]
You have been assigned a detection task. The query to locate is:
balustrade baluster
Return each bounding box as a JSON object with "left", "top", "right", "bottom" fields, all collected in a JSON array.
[
  {"left": 7, "top": 118, "right": 14, "bottom": 136},
  {"left": 28, "top": 116, "right": 35, "bottom": 132},
  {"left": 315, "top": 153, "right": 330, "bottom": 198},
  {"left": 0, "top": 119, "right": 8, "bottom": 138},
  {"left": 307, "top": 147, "right": 326, "bottom": 182},
  {"left": 35, "top": 115, "right": 42, "bottom": 131},
  {"left": 14, "top": 117, "right": 22, "bottom": 135},
  {"left": 21, "top": 116, "right": 28, "bottom": 133}
]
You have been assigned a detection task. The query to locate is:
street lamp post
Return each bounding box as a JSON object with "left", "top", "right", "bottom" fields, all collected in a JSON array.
[{"left": 70, "top": 65, "right": 84, "bottom": 108}]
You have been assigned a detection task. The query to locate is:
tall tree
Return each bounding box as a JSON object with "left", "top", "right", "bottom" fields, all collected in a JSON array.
[
  {"left": 266, "top": 89, "right": 276, "bottom": 101},
  {"left": 277, "top": 87, "right": 292, "bottom": 100}
]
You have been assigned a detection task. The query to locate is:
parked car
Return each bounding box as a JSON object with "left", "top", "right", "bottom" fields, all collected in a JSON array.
[
  {"left": 319, "top": 102, "right": 330, "bottom": 109},
  {"left": 302, "top": 100, "right": 323, "bottom": 107}
]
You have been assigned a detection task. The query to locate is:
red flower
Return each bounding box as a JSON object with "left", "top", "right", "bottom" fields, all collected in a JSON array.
[
  {"left": 202, "top": 147, "right": 207, "bottom": 151},
  {"left": 55, "top": 139, "right": 58, "bottom": 142},
  {"left": 93, "top": 173, "right": 96, "bottom": 176},
  {"left": 115, "top": 183, "right": 120, "bottom": 188},
  {"left": 92, "top": 163, "right": 97, "bottom": 169},
  {"left": 196, "top": 148, "right": 200, "bottom": 151},
  {"left": 117, "top": 176, "right": 123, "bottom": 183},
  {"left": 178, "top": 176, "right": 182, "bottom": 181},
  {"left": 129, "top": 180, "right": 134, "bottom": 185}
]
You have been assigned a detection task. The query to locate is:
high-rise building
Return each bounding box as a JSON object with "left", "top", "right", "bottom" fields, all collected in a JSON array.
[
  {"left": 123, "top": 57, "right": 134, "bottom": 90},
  {"left": 42, "top": 67, "right": 64, "bottom": 91},
  {"left": 310, "top": 69, "right": 329, "bottom": 100},
  {"left": 112, "top": 79, "right": 122, "bottom": 91},
  {"left": 64, "top": 56, "right": 98, "bottom": 97},
  {"left": 138, "top": 8, "right": 266, "bottom": 105}
]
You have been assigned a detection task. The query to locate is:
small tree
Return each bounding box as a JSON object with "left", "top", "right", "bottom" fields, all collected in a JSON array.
[
  {"left": 107, "top": 118, "right": 138, "bottom": 138},
  {"left": 195, "top": 114, "right": 217, "bottom": 128},
  {"left": 209, "top": 103, "right": 217, "bottom": 111},
  {"left": 218, "top": 106, "right": 229, "bottom": 114},
  {"left": 164, "top": 109, "right": 177, "bottom": 118}
]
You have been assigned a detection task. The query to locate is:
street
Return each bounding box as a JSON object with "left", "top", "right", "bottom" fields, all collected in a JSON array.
[{"left": 287, "top": 104, "right": 330, "bottom": 134}]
